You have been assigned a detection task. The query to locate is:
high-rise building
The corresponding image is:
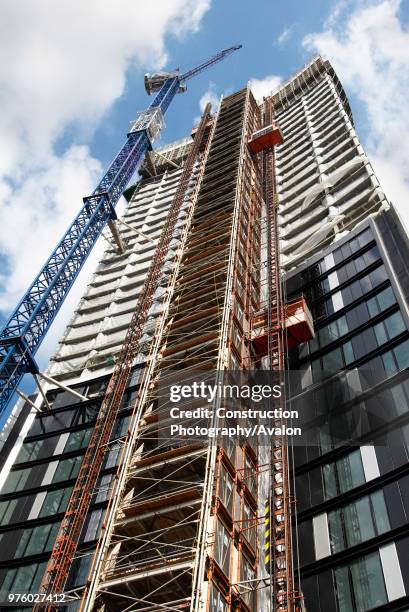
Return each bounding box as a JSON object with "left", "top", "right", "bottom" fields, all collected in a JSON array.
[
  {"left": 272, "top": 57, "right": 409, "bottom": 611},
  {"left": 0, "top": 56, "right": 408, "bottom": 612}
]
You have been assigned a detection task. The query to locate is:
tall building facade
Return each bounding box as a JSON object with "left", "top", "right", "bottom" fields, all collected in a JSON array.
[
  {"left": 0, "top": 56, "right": 408, "bottom": 612},
  {"left": 272, "top": 57, "right": 409, "bottom": 611}
]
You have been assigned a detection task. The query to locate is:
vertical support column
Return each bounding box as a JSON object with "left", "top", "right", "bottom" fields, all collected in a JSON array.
[{"left": 262, "top": 98, "right": 299, "bottom": 612}]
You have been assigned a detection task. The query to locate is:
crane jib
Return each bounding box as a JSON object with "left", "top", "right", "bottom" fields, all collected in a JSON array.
[{"left": 0, "top": 46, "right": 242, "bottom": 429}]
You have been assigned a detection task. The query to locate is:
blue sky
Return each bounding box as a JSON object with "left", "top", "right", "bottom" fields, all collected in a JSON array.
[
  {"left": 88, "top": 0, "right": 371, "bottom": 166},
  {"left": 0, "top": 0, "right": 409, "bottom": 394}
]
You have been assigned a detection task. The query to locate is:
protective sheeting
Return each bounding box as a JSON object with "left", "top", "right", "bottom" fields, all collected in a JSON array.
[
  {"left": 48, "top": 164, "right": 185, "bottom": 381},
  {"left": 275, "top": 75, "right": 387, "bottom": 271},
  {"left": 282, "top": 216, "right": 343, "bottom": 268},
  {"left": 280, "top": 202, "right": 327, "bottom": 238}
]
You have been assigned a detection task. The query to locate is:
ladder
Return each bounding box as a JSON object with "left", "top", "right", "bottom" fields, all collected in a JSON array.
[{"left": 263, "top": 99, "right": 298, "bottom": 612}]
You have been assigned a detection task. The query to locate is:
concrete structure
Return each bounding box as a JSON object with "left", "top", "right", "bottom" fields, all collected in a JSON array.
[{"left": 0, "top": 57, "right": 408, "bottom": 612}]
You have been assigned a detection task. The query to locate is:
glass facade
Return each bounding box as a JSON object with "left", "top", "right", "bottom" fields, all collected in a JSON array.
[
  {"left": 289, "top": 211, "right": 409, "bottom": 611},
  {"left": 335, "top": 552, "right": 387, "bottom": 611},
  {"left": 0, "top": 368, "right": 139, "bottom": 604}
]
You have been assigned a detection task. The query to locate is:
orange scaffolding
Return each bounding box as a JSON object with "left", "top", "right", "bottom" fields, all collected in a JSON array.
[{"left": 34, "top": 102, "right": 214, "bottom": 612}]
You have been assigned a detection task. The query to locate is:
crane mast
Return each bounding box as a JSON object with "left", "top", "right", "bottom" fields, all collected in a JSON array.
[{"left": 0, "top": 45, "right": 242, "bottom": 429}]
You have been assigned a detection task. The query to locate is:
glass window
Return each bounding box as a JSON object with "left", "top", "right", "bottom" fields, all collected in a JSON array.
[
  {"left": 341, "top": 243, "right": 352, "bottom": 260},
  {"left": 357, "top": 228, "right": 373, "bottom": 248},
  {"left": 0, "top": 498, "right": 18, "bottom": 525},
  {"left": 371, "top": 490, "right": 390, "bottom": 535},
  {"left": 343, "top": 497, "right": 375, "bottom": 546},
  {"left": 322, "top": 462, "right": 338, "bottom": 500},
  {"left": 309, "top": 287, "right": 396, "bottom": 357},
  {"left": 378, "top": 285, "right": 396, "bottom": 310},
  {"left": 323, "top": 450, "right": 365, "bottom": 500},
  {"left": 367, "top": 295, "right": 379, "bottom": 317},
  {"left": 343, "top": 341, "right": 355, "bottom": 365},
  {"left": 67, "top": 554, "right": 92, "bottom": 589},
  {"left": 323, "top": 347, "right": 343, "bottom": 372},
  {"left": 240, "top": 555, "right": 256, "bottom": 610},
  {"left": 219, "top": 466, "right": 234, "bottom": 516},
  {"left": 335, "top": 551, "right": 387, "bottom": 611},
  {"left": 104, "top": 446, "right": 120, "bottom": 469},
  {"left": 83, "top": 509, "right": 103, "bottom": 542},
  {"left": 338, "top": 316, "right": 348, "bottom": 337},
  {"left": 96, "top": 474, "right": 113, "bottom": 503},
  {"left": 389, "top": 382, "right": 409, "bottom": 416},
  {"left": 349, "top": 280, "right": 362, "bottom": 302},
  {"left": 24, "top": 524, "right": 51, "bottom": 556},
  {"left": 384, "top": 311, "right": 405, "bottom": 338},
  {"left": 351, "top": 552, "right": 387, "bottom": 610},
  {"left": 382, "top": 350, "right": 397, "bottom": 375},
  {"left": 369, "top": 265, "right": 388, "bottom": 287},
  {"left": 1, "top": 562, "right": 46, "bottom": 593},
  {"left": 395, "top": 339, "right": 409, "bottom": 369},
  {"left": 374, "top": 321, "right": 388, "bottom": 345},
  {"left": 309, "top": 334, "right": 319, "bottom": 353},
  {"left": 231, "top": 322, "right": 242, "bottom": 352},
  {"left": 15, "top": 440, "right": 43, "bottom": 464},
  {"left": 40, "top": 487, "right": 72, "bottom": 517},
  {"left": 327, "top": 321, "right": 340, "bottom": 343},
  {"left": 30, "top": 410, "right": 75, "bottom": 436},
  {"left": 337, "top": 450, "right": 365, "bottom": 494},
  {"left": 311, "top": 359, "right": 322, "bottom": 382},
  {"left": 73, "top": 403, "right": 99, "bottom": 426},
  {"left": 15, "top": 528, "right": 32, "bottom": 558},
  {"left": 234, "top": 301, "right": 245, "bottom": 327},
  {"left": 52, "top": 456, "right": 82, "bottom": 484},
  {"left": 242, "top": 498, "right": 257, "bottom": 550},
  {"left": 230, "top": 352, "right": 240, "bottom": 370},
  {"left": 349, "top": 236, "right": 360, "bottom": 253},
  {"left": 64, "top": 429, "right": 91, "bottom": 453},
  {"left": 335, "top": 565, "right": 355, "bottom": 611},
  {"left": 363, "top": 245, "right": 380, "bottom": 266},
  {"left": 328, "top": 491, "right": 389, "bottom": 554},
  {"left": 214, "top": 520, "right": 231, "bottom": 577},
  {"left": 402, "top": 423, "right": 409, "bottom": 457},
  {"left": 1, "top": 467, "right": 31, "bottom": 494},
  {"left": 209, "top": 584, "right": 228, "bottom": 612},
  {"left": 15, "top": 522, "right": 59, "bottom": 558},
  {"left": 111, "top": 416, "right": 130, "bottom": 440}
]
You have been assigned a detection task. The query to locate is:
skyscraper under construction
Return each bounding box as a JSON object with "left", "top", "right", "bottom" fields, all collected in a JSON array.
[{"left": 1, "top": 55, "right": 409, "bottom": 612}]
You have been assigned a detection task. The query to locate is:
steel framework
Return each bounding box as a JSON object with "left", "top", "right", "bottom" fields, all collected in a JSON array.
[
  {"left": 33, "top": 102, "right": 214, "bottom": 611},
  {"left": 79, "top": 87, "right": 262, "bottom": 612},
  {"left": 0, "top": 45, "right": 241, "bottom": 428},
  {"left": 19, "top": 75, "right": 304, "bottom": 612},
  {"left": 261, "top": 99, "right": 299, "bottom": 612}
]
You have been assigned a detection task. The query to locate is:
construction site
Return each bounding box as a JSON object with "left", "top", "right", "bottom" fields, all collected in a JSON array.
[{"left": 1, "top": 46, "right": 409, "bottom": 612}]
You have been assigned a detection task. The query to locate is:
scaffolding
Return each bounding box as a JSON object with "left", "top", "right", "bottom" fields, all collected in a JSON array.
[
  {"left": 34, "top": 102, "right": 214, "bottom": 612},
  {"left": 75, "top": 87, "right": 268, "bottom": 612},
  {"left": 34, "top": 83, "right": 311, "bottom": 612},
  {"left": 261, "top": 98, "right": 297, "bottom": 612}
]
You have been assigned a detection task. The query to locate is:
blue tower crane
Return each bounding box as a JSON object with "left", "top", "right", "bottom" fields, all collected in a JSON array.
[{"left": 0, "top": 45, "right": 242, "bottom": 429}]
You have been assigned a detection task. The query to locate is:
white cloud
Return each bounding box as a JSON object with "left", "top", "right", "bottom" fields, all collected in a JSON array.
[
  {"left": 199, "top": 83, "right": 221, "bottom": 113},
  {"left": 193, "top": 82, "right": 224, "bottom": 125},
  {"left": 249, "top": 74, "right": 283, "bottom": 102},
  {"left": 277, "top": 26, "right": 294, "bottom": 45},
  {"left": 303, "top": 0, "right": 409, "bottom": 228},
  {"left": 0, "top": 0, "right": 210, "bottom": 342},
  {"left": 0, "top": 146, "right": 102, "bottom": 311}
]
